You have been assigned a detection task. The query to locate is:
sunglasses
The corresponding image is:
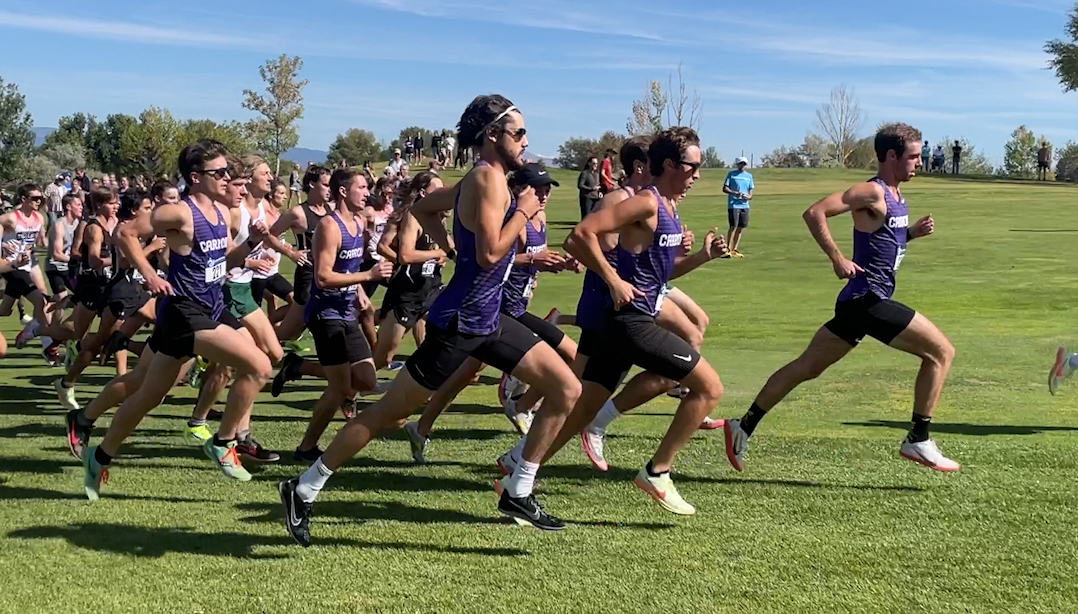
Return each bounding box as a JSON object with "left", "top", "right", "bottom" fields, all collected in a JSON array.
[
  {"left": 28, "top": 195, "right": 43, "bottom": 203},
  {"left": 502, "top": 127, "right": 527, "bottom": 141},
  {"left": 199, "top": 167, "right": 231, "bottom": 180},
  {"left": 679, "top": 159, "right": 702, "bottom": 173}
]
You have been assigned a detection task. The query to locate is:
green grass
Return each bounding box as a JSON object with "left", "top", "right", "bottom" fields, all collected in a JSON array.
[{"left": 3, "top": 168, "right": 1078, "bottom": 613}]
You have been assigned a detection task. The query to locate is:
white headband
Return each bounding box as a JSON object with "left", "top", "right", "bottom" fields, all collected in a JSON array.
[{"left": 474, "top": 105, "right": 518, "bottom": 140}]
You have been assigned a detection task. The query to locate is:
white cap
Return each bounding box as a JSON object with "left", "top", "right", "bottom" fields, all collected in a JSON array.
[{"left": 735, "top": 156, "right": 749, "bottom": 165}]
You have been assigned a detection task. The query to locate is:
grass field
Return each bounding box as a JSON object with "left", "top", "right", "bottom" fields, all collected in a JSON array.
[{"left": 3, "top": 168, "right": 1078, "bottom": 614}]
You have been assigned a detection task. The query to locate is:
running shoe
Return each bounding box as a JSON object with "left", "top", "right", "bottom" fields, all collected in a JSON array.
[
  {"left": 723, "top": 418, "right": 748, "bottom": 472},
  {"left": 899, "top": 439, "right": 961, "bottom": 472},
  {"left": 15, "top": 319, "right": 40, "bottom": 349},
  {"left": 386, "top": 360, "right": 405, "bottom": 372},
  {"left": 43, "top": 345, "right": 62, "bottom": 367},
  {"left": 293, "top": 446, "right": 324, "bottom": 465},
  {"left": 496, "top": 450, "right": 518, "bottom": 476},
  {"left": 279, "top": 478, "right": 312, "bottom": 547},
  {"left": 498, "top": 373, "right": 525, "bottom": 407},
  {"left": 237, "top": 436, "right": 281, "bottom": 464},
  {"left": 20, "top": 312, "right": 32, "bottom": 325},
  {"left": 65, "top": 409, "right": 92, "bottom": 460},
  {"left": 581, "top": 428, "right": 609, "bottom": 471},
  {"left": 63, "top": 340, "right": 77, "bottom": 371},
  {"left": 731, "top": 250, "right": 745, "bottom": 259},
  {"left": 272, "top": 352, "right": 304, "bottom": 397},
  {"left": 699, "top": 417, "right": 724, "bottom": 431},
  {"left": 633, "top": 467, "right": 696, "bottom": 515},
  {"left": 83, "top": 446, "right": 109, "bottom": 501},
  {"left": 202, "top": 438, "right": 252, "bottom": 481},
  {"left": 206, "top": 409, "right": 224, "bottom": 421},
  {"left": 341, "top": 398, "right": 357, "bottom": 420},
  {"left": 497, "top": 491, "right": 565, "bottom": 531},
  {"left": 544, "top": 307, "right": 560, "bottom": 324},
  {"left": 284, "top": 331, "right": 313, "bottom": 355},
  {"left": 667, "top": 386, "right": 689, "bottom": 399},
  {"left": 183, "top": 423, "right": 212, "bottom": 445},
  {"left": 98, "top": 331, "right": 129, "bottom": 366},
  {"left": 404, "top": 421, "right": 429, "bottom": 464},
  {"left": 54, "top": 379, "right": 78, "bottom": 410},
  {"left": 502, "top": 396, "right": 532, "bottom": 436},
  {"left": 186, "top": 356, "right": 208, "bottom": 389},
  {"left": 1049, "top": 347, "right": 1074, "bottom": 396}
]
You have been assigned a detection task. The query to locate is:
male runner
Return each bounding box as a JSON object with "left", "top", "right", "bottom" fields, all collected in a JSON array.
[
  {"left": 267, "top": 165, "right": 327, "bottom": 343},
  {"left": 357, "top": 178, "right": 394, "bottom": 352},
  {"left": 722, "top": 122, "right": 959, "bottom": 473},
  {"left": 81, "top": 140, "right": 274, "bottom": 500},
  {"left": 280, "top": 95, "right": 582, "bottom": 545},
  {"left": 0, "top": 183, "right": 57, "bottom": 363},
  {"left": 45, "top": 193, "right": 80, "bottom": 302}
]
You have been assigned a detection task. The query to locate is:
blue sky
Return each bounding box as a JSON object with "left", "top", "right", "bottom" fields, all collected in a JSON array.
[{"left": 2, "top": 0, "right": 1076, "bottom": 164}]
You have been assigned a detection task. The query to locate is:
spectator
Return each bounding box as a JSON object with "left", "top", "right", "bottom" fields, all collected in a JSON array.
[
  {"left": 118, "top": 176, "right": 130, "bottom": 199},
  {"left": 1038, "top": 141, "right": 1052, "bottom": 180},
  {"left": 431, "top": 131, "right": 442, "bottom": 162},
  {"left": 404, "top": 137, "right": 415, "bottom": 163},
  {"left": 932, "top": 144, "right": 945, "bottom": 173},
  {"left": 920, "top": 140, "right": 930, "bottom": 172},
  {"left": 600, "top": 148, "right": 615, "bottom": 194},
  {"left": 577, "top": 156, "right": 602, "bottom": 219},
  {"left": 445, "top": 131, "right": 457, "bottom": 166},
  {"left": 289, "top": 163, "right": 302, "bottom": 205},
  {"left": 723, "top": 157, "right": 754, "bottom": 258},
  {"left": 428, "top": 159, "right": 441, "bottom": 175},
  {"left": 387, "top": 148, "right": 406, "bottom": 175},
  {"left": 951, "top": 140, "right": 962, "bottom": 175},
  {"left": 454, "top": 141, "right": 468, "bottom": 169},
  {"left": 43, "top": 174, "right": 68, "bottom": 227},
  {"left": 413, "top": 133, "right": 423, "bottom": 163},
  {"left": 74, "top": 168, "right": 91, "bottom": 193},
  {"left": 91, "top": 177, "right": 101, "bottom": 189},
  {"left": 362, "top": 160, "right": 376, "bottom": 185}
]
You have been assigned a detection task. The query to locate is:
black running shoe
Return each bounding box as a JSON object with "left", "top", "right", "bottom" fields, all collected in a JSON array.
[
  {"left": 237, "top": 437, "right": 281, "bottom": 464},
  {"left": 341, "top": 398, "right": 357, "bottom": 420},
  {"left": 293, "top": 446, "right": 324, "bottom": 465},
  {"left": 272, "top": 352, "right": 303, "bottom": 398},
  {"left": 64, "top": 409, "right": 92, "bottom": 460},
  {"left": 497, "top": 491, "right": 566, "bottom": 531},
  {"left": 279, "top": 478, "right": 312, "bottom": 547},
  {"left": 98, "top": 331, "right": 130, "bottom": 366},
  {"left": 206, "top": 409, "right": 224, "bottom": 421}
]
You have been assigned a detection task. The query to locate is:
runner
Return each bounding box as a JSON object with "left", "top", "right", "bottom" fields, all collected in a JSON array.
[
  {"left": 534, "top": 127, "right": 728, "bottom": 516},
  {"left": 266, "top": 166, "right": 326, "bottom": 344},
  {"left": 0, "top": 183, "right": 58, "bottom": 363},
  {"left": 292, "top": 168, "right": 391, "bottom": 463},
  {"left": 357, "top": 177, "right": 395, "bottom": 352},
  {"left": 252, "top": 179, "right": 294, "bottom": 323},
  {"left": 81, "top": 139, "right": 275, "bottom": 500},
  {"left": 45, "top": 193, "right": 79, "bottom": 303},
  {"left": 721, "top": 122, "right": 959, "bottom": 473},
  {"left": 280, "top": 95, "right": 582, "bottom": 545}
]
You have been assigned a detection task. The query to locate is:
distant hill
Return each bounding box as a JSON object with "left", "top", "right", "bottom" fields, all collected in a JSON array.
[
  {"left": 33, "top": 127, "right": 55, "bottom": 147},
  {"left": 283, "top": 147, "right": 327, "bottom": 164}
]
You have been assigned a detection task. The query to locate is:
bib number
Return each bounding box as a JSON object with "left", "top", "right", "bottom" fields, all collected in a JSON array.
[
  {"left": 654, "top": 284, "right": 671, "bottom": 314},
  {"left": 893, "top": 247, "right": 906, "bottom": 272},
  {"left": 522, "top": 275, "right": 537, "bottom": 299},
  {"left": 421, "top": 260, "right": 437, "bottom": 278},
  {"left": 206, "top": 258, "right": 226, "bottom": 284},
  {"left": 133, "top": 269, "right": 145, "bottom": 282}
]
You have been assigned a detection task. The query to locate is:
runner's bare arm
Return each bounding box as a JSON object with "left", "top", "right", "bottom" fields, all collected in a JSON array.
[
  {"left": 115, "top": 223, "right": 158, "bottom": 281},
  {"left": 803, "top": 182, "right": 882, "bottom": 263},
  {"left": 376, "top": 220, "right": 399, "bottom": 262},
  {"left": 397, "top": 213, "right": 445, "bottom": 264},
  {"left": 672, "top": 229, "right": 724, "bottom": 279},
  {"left": 566, "top": 191, "right": 654, "bottom": 288},
  {"left": 312, "top": 215, "right": 389, "bottom": 287},
  {"left": 411, "top": 184, "right": 458, "bottom": 258},
  {"left": 49, "top": 226, "right": 68, "bottom": 263},
  {"left": 470, "top": 167, "right": 535, "bottom": 268},
  {"left": 268, "top": 206, "right": 302, "bottom": 238},
  {"left": 86, "top": 224, "right": 111, "bottom": 269}
]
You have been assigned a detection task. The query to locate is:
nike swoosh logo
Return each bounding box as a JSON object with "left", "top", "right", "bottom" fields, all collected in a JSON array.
[
  {"left": 289, "top": 502, "right": 302, "bottom": 526},
  {"left": 511, "top": 499, "right": 541, "bottom": 520},
  {"left": 673, "top": 354, "right": 692, "bottom": 362}
]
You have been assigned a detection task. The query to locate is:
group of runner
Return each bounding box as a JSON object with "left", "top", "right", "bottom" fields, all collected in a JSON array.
[{"left": 1, "top": 93, "right": 980, "bottom": 546}]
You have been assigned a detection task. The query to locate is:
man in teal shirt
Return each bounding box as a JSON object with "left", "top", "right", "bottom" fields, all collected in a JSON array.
[{"left": 723, "top": 157, "right": 754, "bottom": 258}]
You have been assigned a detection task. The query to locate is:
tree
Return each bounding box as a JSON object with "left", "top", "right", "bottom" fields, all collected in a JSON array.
[
  {"left": 664, "top": 62, "right": 703, "bottom": 131},
  {"left": 242, "top": 54, "right": 308, "bottom": 175},
  {"left": 1054, "top": 141, "right": 1078, "bottom": 182},
  {"left": 179, "top": 119, "right": 253, "bottom": 161},
  {"left": 627, "top": 80, "right": 667, "bottom": 135},
  {"left": 813, "top": 84, "right": 863, "bottom": 168},
  {"left": 1045, "top": 4, "right": 1078, "bottom": 91},
  {"left": 1002, "top": 125, "right": 1039, "bottom": 178},
  {"left": 120, "top": 107, "right": 181, "bottom": 179},
  {"left": 0, "top": 77, "right": 36, "bottom": 183},
  {"left": 89, "top": 113, "right": 137, "bottom": 173},
  {"left": 938, "top": 136, "right": 994, "bottom": 175},
  {"left": 847, "top": 136, "right": 878, "bottom": 170},
  {"left": 555, "top": 131, "right": 626, "bottom": 170},
  {"left": 327, "top": 129, "right": 382, "bottom": 167},
  {"left": 702, "top": 146, "right": 725, "bottom": 168},
  {"left": 40, "top": 142, "right": 89, "bottom": 172},
  {"left": 41, "top": 112, "right": 97, "bottom": 152}
]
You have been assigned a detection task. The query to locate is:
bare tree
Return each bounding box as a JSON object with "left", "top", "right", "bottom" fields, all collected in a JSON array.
[
  {"left": 665, "top": 62, "right": 703, "bottom": 130},
  {"left": 813, "top": 84, "right": 863, "bottom": 168},
  {"left": 626, "top": 80, "right": 667, "bottom": 135}
]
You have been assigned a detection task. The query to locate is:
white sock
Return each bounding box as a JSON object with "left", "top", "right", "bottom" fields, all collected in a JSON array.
[
  {"left": 506, "top": 460, "right": 539, "bottom": 498},
  {"left": 295, "top": 458, "right": 333, "bottom": 503},
  {"left": 509, "top": 436, "right": 527, "bottom": 464},
  {"left": 1069, "top": 353, "right": 1078, "bottom": 371},
  {"left": 588, "top": 398, "right": 621, "bottom": 433}
]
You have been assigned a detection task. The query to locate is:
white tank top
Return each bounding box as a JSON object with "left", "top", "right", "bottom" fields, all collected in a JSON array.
[
  {"left": 229, "top": 202, "right": 266, "bottom": 285},
  {"left": 253, "top": 203, "right": 282, "bottom": 280},
  {"left": 3, "top": 209, "right": 43, "bottom": 271},
  {"left": 366, "top": 208, "right": 389, "bottom": 261}
]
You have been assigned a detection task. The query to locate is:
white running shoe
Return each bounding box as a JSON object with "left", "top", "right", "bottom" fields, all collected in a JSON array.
[
  {"left": 633, "top": 467, "right": 695, "bottom": 515},
  {"left": 666, "top": 385, "right": 689, "bottom": 399},
  {"left": 404, "top": 421, "right": 429, "bottom": 464},
  {"left": 54, "top": 379, "right": 79, "bottom": 410},
  {"left": 496, "top": 450, "right": 518, "bottom": 476},
  {"left": 1049, "top": 347, "right": 1074, "bottom": 396},
  {"left": 900, "top": 438, "right": 961, "bottom": 472},
  {"left": 581, "top": 428, "right": 608, "bottom": 471},
  {"left": 503, "top": 396, "right": 532, "bottom": 436},
  {"left": 386, "top": 360, "right": 405, "bottom": 372},
  {"left": 20, "top": 312, "right": 32, "bottom": 325},
  {"left": 723, "top": 418, "right": 748, "bottom": 472}
]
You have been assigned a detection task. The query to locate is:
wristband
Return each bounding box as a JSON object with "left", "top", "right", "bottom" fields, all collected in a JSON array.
[
  {"left": 446, "top": 248, "right": 457, "bottom": 261},
  {"left": 905, "top": 229, "right": 913, "bottom": 242}
]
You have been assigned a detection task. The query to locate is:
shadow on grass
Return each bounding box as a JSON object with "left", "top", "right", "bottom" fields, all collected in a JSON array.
[
  {"left": 0, "top": 454, "right": 190, "bottom": 474},
  {"left": 7, "top": 523, "right": 528, "bottom": 558},
  {"left": 0, "top": 422, "right": 174, "bottom": 440},
  {"left": 0, "top": 478, "right": 216, "bottom": 503},
  {"left": 1008, "top": 229, "right": 1078, "bottom": 233},
  {"left": 843, "top": 420, "right": 1078, "bottom": 436}
]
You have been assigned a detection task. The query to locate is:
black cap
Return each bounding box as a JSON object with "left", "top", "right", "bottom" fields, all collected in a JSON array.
[{"left": 511, "top": 163, "right": 559, "bottom": 188}]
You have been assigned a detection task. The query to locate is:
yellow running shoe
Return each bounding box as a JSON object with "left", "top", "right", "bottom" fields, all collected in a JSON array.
[
  {"left": 183, "top": 423, "right": 213, "bottom": 445},
  {"left": 633, "top": 467, "right": 696, "bottom": 515}
]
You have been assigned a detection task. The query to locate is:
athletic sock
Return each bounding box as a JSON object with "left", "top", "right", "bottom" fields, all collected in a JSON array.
[
  {"left": 645, "top": 460, "right": 667, "bottom": 477},
  {"left": 1069, "top": 353, "right": 1078, "bottom": 371},
  {"left": 237, "top": 429, "right": 251, "bottom": 443},
  {"left": 75, "top": 410, "right": 94, "bottom": 427},
  {"left": 187, "top": 418, "right": 206, "bottom": 428},
  {"left": 907, "top": 413, "right": 932, "bottom": 443},
  {"left": 212, "top": 435, "right": 234, "bottom": 448},
  {"left": 588, "top": 398, "right": 621, "bottom": 433},
  {"left": 295, "top": 458, "right": 333, "bottom": 503},
  {"left": 94, "top": 446, "right": 112, "bottom": 466},
  {"left": 740, "top": 402, "right": 768, "bottom": 437},
  {"left": 505, "top": 461, "right": 539, "bottom": 498}
]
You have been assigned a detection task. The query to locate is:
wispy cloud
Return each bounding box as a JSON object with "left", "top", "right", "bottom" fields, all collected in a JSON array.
[{"left": 0, "top": 10, "right": 262, "bottom": 48}]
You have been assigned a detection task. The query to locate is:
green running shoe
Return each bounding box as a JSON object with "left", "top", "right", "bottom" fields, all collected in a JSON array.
[
  {"left": 203, "top": 438, "right": 252, "bottom": 481},
  {"left": 83, "top": 446, "right": 109, "bottom": 501}
]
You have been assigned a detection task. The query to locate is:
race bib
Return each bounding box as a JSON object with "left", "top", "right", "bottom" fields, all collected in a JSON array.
[
  {"left": 132, "top": 269, "right": 145, "bottom": 282},
  {"left": 654, "top": 284, "right": 671, "bottom": 314},
  {"left": 501, "top": 260, "right": 513, "bottom": 283},
  {"left": 522, "top": 275, "right": 537, "bottom": 298},
  {"left": 206, "top": 257, "right": 226, "bottom": 284},
  {"left": 893, "top": 248, "right": 906, "bottom": 272},
  {"left": 421, "top": 260, "right": 437, "bottom": 278}
]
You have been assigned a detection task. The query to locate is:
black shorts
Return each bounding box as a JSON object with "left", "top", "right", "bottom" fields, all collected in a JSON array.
[
  {"left": 582, "top": 310, "right": 700, "bottom": 392},
  {"left": 45, "top": 268, "right": 70, "bottom": 296},
  {"left": 360, "top": 259, "right": 387, "bottom": 298},
  {"left": 105, "top": 275, "right": 150, "bottom": 319},
  {"left": 293, "top": 266, "right": 314, "bottom": 305},
  {"left": 380, "top": 276, "right": 440, "bottom": 329},
  {"left": 578, "top": 327, "right": 601, "bottom": 357},
  {"left": 1038, "top": 161, "right": 1050, "bottom": 170},
  {"left": 406, "top": 315, "right": 541, "bottom": 391},
  {"left": 148, "top": 297, "right": 242, "bottom": 359},
  {"left": 309, "top": 317, "right": 372, "bottom": 367},
  {"left": 824, "top": 293, "right": 916, "bottom": 347},
  {"left": 2, "top": 269, "right": 40, "bottom": 300},
  {"left": 252, "top": 273, "right": 293, "bottom": 306},
  {"left": 508, "top": 310, "right": 565, "bottom": 350},
  {"left": 72, "top": 274, "right": 107, "bottom": 312},
  {"left": 728, "top": 208, "right": 749, "bottom": 228}
]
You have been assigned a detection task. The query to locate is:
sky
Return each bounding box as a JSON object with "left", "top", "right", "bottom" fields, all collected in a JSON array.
[{"left": 1, "top": 0, "right": 1076, "bottom": 164}]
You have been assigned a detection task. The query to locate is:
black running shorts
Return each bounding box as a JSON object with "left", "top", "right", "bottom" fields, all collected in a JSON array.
[
  {"left": 824, "top": 293, "right": 916, "bottom": 347},
  {"left": 105, "top": 275, "right": 150, "bottom": 319},
  {"left": 380, "top": 276, "right": 440, "bottom": 329},
  {"left": 293, "top": 265, "right": 314, "bottom": 305},
  {"left": 577, "top": 327, "right": 601, "bottom": 357},
  {"left": 251, "top": 273, "right": 293, "bottom": 306},
  {"left": 3, "top": 269, "right": 39, "bottom": 300},
  {"left": 72, "top": 273, "right": 107, "bottom": 312},
  {"left": 582, "top": 309, "right": 700, "bottom": 392},
  {"left": 406, "top": 315, "right": 541, "bottom": 391},
  {"left": 508, "top": 310, "right": 565, "bottom": 350},
  {"left": 45, "top": 268, "right": 70, "bottom": 296},
  {"left": 148, "top": 297, "right": 242, "bottom": 359},
  {"left": 728, "top": 208, "right": 750, "bottom": 229},
  {"left": 309, "top": 317, "right": 372, "bottom": 367}
]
